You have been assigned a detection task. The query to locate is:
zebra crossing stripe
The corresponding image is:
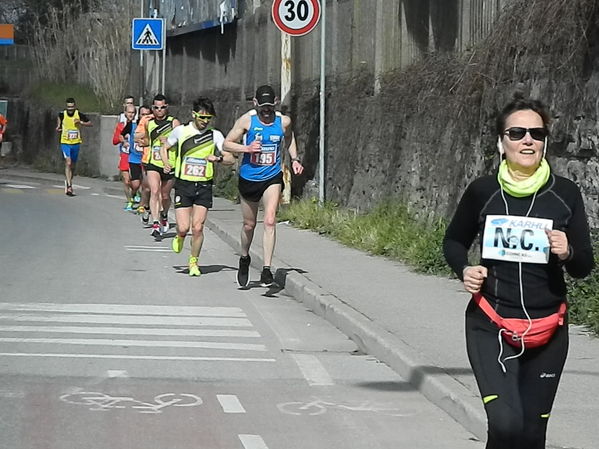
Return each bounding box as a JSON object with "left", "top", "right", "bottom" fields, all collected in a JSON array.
[
  {"left": 0, "top": 337, "right": 267, "bottom": 351},
  {"left": 0, "top": 314, "right": 251, "bottom": 327},
  {"left": 0, "top": 353, "right": 276, "bottom": 362},
  {"left": 0, "top": 325, "right": 260, "bottom": 338},
  {"left": 0, "top": 303, "right": 246, "bottom": 317}
]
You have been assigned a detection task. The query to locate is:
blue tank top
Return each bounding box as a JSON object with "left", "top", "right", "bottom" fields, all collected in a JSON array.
[
  {"left": 127, "top": 122, "right": 143, "bottom": 164},
  {"left": 239, "top": 112, "right": 284, "bottom": 181}
]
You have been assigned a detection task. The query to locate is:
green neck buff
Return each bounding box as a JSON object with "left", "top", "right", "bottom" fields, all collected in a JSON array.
[{"left": 497, "top": 159, "right": 551, "bottom": 198}]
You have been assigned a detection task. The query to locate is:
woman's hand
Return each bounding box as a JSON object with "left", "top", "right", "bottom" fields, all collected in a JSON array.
[
  {"left": 462, "top": 265, "right": 488, "bottom": 294},
  {"left": 546, "top": 229, "right": 570, "bottom": 260}
]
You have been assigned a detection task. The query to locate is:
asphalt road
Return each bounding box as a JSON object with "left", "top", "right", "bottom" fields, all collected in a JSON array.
[{"left": 0, "top": 173, "right": 483, "bottom": 449}]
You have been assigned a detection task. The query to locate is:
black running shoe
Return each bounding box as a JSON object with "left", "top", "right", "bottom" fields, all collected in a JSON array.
[
  {"left": 260, "top": 267, "right": 274, "bottom": 287},
  {"left": 237, "top": 255, "right": 251, "bottom": 287}
]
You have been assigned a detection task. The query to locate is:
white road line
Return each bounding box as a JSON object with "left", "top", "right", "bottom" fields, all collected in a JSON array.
[
  {"left": 0, "top": 314, "right": 251, "bottom": 327},
  {"left": 52, "top": 184, "right": 90, "bottom": 190},
  {"left": 0, "top": 325, "right": 260, "bottom": 338},
  {"left": 0, "top": 303, "right": 246, "bottom": 317},
  {"left": 217, "top": 394, "right": 246, "bottom": 413},
  {"left": 125, "top": 248, "right": 173, "bottom": 252},
  {"left": 0, "top": 337, "right": 267, "bottom": 351},
  {"left": 0, "top": 353, "right": 276, "bottom": 362},
  {"left": 239, "top": 434, "right": 269, "bottom": 449},
  {"left": 291, "top": 353, "right": 334, "bottom": 386},
  {"left": 124, "top": 245, "right": 170, "bottom": 249},
  {"left": 5, "top": 184, "right": 36, "bottom": 189}
]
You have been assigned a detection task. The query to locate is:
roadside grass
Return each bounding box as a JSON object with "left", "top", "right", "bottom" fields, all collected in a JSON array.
[
  {"left": 278, "top": 198, "right": 452, "bottom": 276},
  {"left": 27, "top": 82, "right": 106, "bottom": 113},
  {"left": 278, "top": 198, "right": 599, "bottom": 334}
]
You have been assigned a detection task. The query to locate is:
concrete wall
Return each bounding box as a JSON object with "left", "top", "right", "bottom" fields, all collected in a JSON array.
[
  {"left": 162, "top": 0, "right": 506, "bottom": 100},
  {"left": 5, "top": 98, "right": 122, "bottom": 180}
]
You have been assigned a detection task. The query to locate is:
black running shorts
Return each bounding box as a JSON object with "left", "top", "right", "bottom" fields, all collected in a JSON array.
[
  {"left": 145, "top": 162, "right": 174, "bottom": 181},
  {"left": 129, "top": 163, "right": 143, "bottom": 181},
  {"left": 174, "top": 179, "right": 213, "bottom": 209},
  {"left": 238, "top": 172, "right": 284, "bottom": 203}
]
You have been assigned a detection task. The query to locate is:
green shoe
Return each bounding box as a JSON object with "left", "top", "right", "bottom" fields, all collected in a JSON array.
[
  {"left": 189, "top": 256, "right": 201, "bottom": 277},
  {"left": 172, "top": 235, "right": 185, "bottom": 253}
]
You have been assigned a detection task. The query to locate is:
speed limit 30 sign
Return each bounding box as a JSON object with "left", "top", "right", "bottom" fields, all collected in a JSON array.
[{"left": 272, "top": 0, "right": 321, "bottom": 36}]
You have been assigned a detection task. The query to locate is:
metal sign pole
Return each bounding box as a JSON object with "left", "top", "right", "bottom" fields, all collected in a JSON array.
[
  {"left": 161, "top": 19, "right": 166, "bottom": 94},
  {"left": 139, "top": 0, "right": 144, "bottom": 105},
  {"left": 318, "top": 1, "right": 326, "bottom": 204},
  {"left": 281, "top": 32, "right": 292, "bottom": 204}
]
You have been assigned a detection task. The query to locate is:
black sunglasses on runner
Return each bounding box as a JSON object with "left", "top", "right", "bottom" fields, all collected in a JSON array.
[
  {"left": 152, "top": 105, "right": 167, "bottom": 110},
  {"left": 504, "top": 127, "right": 548, "bottom": 141}
]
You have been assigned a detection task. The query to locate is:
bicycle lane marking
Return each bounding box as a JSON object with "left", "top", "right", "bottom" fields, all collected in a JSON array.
[{"left": 59, "top": 391, "right": 203, "bottom": 414}]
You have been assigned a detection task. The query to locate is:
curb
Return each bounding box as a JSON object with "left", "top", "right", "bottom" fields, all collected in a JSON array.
[{"left": 205, "top": 215, "right": 488, "bottom": 442}]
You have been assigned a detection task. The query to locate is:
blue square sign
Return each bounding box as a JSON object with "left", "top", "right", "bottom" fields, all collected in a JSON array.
[{"left": 132, "top": 18, "right": 164, "bottom": 50}]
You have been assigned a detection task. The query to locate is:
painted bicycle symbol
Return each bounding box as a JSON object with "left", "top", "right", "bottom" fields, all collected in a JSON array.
[
  {"left": 277, "top": 398, "right": 417, "bottom": 417},
  {"left": 59, "top": 392, "right": 202, "bottom": 414}
]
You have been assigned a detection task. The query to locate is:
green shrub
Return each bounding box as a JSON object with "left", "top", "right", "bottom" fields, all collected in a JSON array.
[
  {"left": 566, "top": 231, "right": 599, "bottom": 334},
  {"left": 27, "top": 82, "right": 106, "bottom": 113}
]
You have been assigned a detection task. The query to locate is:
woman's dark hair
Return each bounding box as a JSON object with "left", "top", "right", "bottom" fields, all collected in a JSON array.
[
  {"left": 193, "top": 97, "right": 216, "bottom": 116},
  {"left": 496, "top": 93, "right": 551, "bottom": 136}
]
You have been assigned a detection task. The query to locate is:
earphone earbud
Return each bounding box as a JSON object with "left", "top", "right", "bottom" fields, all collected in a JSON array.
[{"left": 497, "top": 137, "right": 504, "bottom": 158}]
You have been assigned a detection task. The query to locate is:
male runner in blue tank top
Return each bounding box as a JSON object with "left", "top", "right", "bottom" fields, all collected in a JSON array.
[{"left": 224, "top": 85, "right": 304, "bottom": 287}]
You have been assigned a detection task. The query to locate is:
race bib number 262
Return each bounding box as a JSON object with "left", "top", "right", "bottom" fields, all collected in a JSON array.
[{"left": 481, "top": 215, "right": 553, "bottom": 264}]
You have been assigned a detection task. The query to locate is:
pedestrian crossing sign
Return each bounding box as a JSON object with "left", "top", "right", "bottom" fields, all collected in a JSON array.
[{"left": 132, "top": 18, "right": 164, "bottom": 50}]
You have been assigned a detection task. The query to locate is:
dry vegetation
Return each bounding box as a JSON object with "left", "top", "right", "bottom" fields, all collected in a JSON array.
[
  {"left": 378, "top": 0, "right": 597, "bottom": 160},
  {"left": 30, "top": 0, "right": 136, "bottom": 110}
]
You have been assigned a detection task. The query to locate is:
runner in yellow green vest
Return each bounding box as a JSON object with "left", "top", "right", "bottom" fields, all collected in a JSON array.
[
  {"left": 144, "top": 94, "right": 180, "bottom": 238},
  {"left": 161, "top": 97, "right": 233, "bottom": 276},
  {"left": 55, "top": 98, "right": 92, "bottom": 196}
]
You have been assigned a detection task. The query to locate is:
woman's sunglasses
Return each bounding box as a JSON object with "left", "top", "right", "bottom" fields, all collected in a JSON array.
[{"left": 504, "top": 127, "right": 548, "bottom": 141}]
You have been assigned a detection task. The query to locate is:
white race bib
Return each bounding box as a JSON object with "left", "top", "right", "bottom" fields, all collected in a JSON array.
[
  {"left": 183, "top": 157, "right": 207, "bottom": 177},
  {"left": 250, "top": 143, "right": 277, "bottom": 166},
  {"left": 481, "top": 215, "right": 553, "bottom": 264},
  {"left": 152, "top": 145, "right": 162, "bottom": 161}
]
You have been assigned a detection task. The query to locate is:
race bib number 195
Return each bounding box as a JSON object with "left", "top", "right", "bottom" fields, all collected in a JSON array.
[
  {"left": 250, "top": 143, "right": 277, "bottom": 166},
  {"left": 482, "top": 215, "right": 553, "bottom": 264}
]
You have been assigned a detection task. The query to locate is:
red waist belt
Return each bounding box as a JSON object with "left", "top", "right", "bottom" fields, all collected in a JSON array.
[{"left": 473, "top": 293, "right": 567, "bottom": 348}]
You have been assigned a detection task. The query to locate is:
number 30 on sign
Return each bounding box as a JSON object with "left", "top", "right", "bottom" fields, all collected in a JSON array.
[{"left": 272, "top": 0, "right": 321, "bottom": 36}]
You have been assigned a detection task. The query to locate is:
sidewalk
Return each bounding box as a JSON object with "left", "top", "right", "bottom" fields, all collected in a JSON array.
[
  {"left": 206, "top": 197, "right": 599, "bottom": 449},
  {"left": 2, "top": 166, "right": 597, "bottom": 448}
]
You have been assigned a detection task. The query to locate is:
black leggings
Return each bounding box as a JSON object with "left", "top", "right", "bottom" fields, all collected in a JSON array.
[{"left": 465, "top": 300, "right": 569, "bottom": 449}]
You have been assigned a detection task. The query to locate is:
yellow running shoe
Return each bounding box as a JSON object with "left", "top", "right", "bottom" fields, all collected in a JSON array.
[
  {"left": 188, "top": 256, "right": 201, "bottom": 277},
  {"left": 172, "top": 235, "right": 185, "bottom": 253}
]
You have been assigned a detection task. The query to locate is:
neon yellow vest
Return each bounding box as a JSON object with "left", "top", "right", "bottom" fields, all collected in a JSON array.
[
  {"left": 147, "top": 116, "right": 175, "bottom": 168},
  {"left": 174, "top": 125, "right": 216, "bottom": 182},
  {"left": 60, "top": 110, "right": 82, "bottom": 144}
]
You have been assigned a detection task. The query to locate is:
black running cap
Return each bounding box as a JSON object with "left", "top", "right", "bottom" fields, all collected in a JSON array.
[{"left": 255, "top": 85, "right": 276, "bottom": 106}]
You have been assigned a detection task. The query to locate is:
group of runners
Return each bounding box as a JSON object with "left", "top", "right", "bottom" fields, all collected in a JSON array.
[
  {"left": 107, "top": 85, "right": 304, "bottom": 284},
  {"left": 57, "top": 89, "right": 596, "bottom": 448}
]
